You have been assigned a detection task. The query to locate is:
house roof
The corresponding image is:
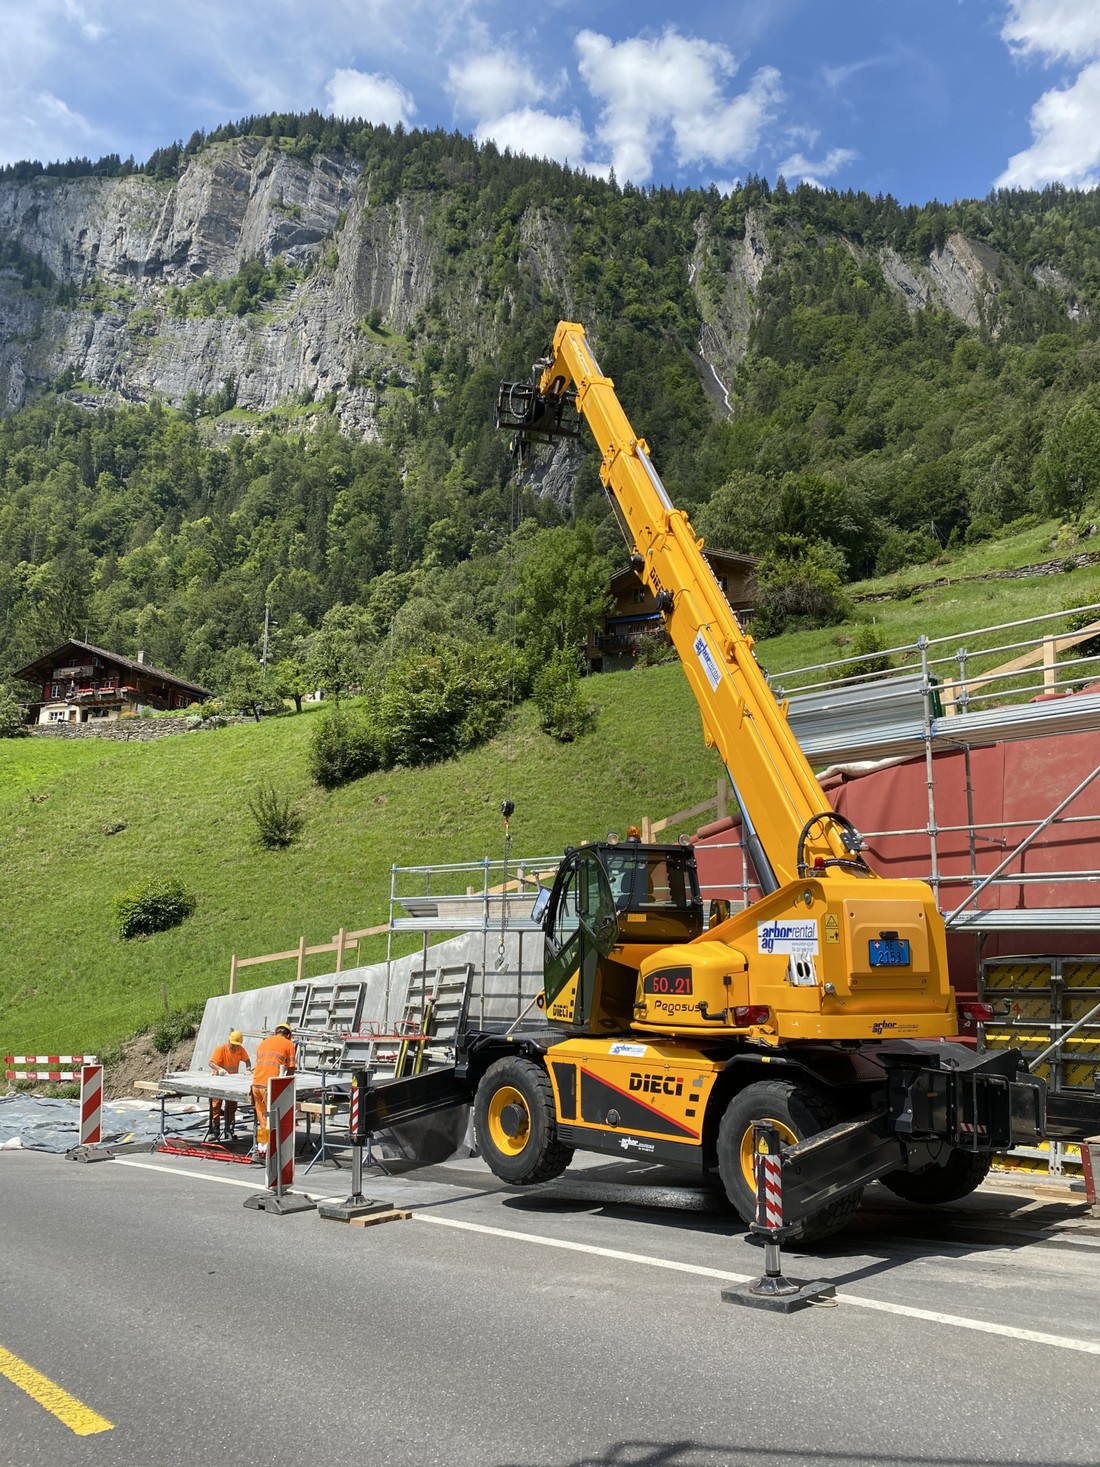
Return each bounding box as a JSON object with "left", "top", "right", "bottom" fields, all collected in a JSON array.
[
  {"left": 11, "top": 639, "right": 212, "bottom": 700},
  {"left": 609, "top": 547, "right": 756, "bottom": 592}
]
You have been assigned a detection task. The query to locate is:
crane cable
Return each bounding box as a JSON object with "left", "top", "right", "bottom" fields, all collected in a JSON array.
[{"left": 497, "top": 463, "right": 520, "bottom": 969}]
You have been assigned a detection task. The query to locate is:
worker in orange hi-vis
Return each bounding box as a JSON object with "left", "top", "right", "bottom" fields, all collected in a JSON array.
[
  {"left": 251, "top": 1022, "right": 296, "bottom": 1158},
  {"left": 208, "top": 1028, "right": 251, "bottom": 1140}
]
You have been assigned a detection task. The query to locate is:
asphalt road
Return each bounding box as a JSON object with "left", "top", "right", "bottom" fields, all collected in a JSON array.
[{"left": 2, "top": 1148, "right": 1099, "bottom": 1467}]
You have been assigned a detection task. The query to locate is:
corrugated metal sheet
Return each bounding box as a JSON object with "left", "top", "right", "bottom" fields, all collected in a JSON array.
[{"left": 785, "top": 680, "right": 1100, "bottom": 765}]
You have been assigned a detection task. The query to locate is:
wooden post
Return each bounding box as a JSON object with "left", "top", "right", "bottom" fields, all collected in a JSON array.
[
  {"left": 641, "top": 815, "right": 654, "bottom": 842},
  {"left": 229, "top": 954, "right": 238, "bottom": 995},
  {"left": 296, "top": 934, "right": 307, "bottom": 982},
  {"left": 717, "top": 776, "right": 728, "bottom": 820},
  {"left": 1043, "top": 636, "right": 1057, "bottom": 692},
  {"left": 335, "top": 928, "right": 346, "bottom": 973}
]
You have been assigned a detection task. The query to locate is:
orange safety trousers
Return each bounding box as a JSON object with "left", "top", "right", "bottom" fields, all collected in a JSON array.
[{"left": 251, "top": 1084, "right": 270, "bottom": 1147}]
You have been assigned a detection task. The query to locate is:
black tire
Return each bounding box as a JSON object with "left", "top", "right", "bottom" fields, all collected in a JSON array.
[
  {"left": 716, "top": 1079, "right": 863, "bottom": 1244},
  {"left": 881, "top": 1149, "right": 992, "bottom": 1206},
  {"left": 474, "top": 1056, "right": 574, "bottom": 1185}
]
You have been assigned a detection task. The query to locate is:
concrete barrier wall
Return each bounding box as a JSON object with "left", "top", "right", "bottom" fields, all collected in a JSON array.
[{"left": 193, "top": 928, "right": 547, "bottom": 1163}]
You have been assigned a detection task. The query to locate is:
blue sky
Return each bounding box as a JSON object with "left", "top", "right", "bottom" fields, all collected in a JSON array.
[{"left": 3, "top": 1, "right": 1100, "bottom": 203}]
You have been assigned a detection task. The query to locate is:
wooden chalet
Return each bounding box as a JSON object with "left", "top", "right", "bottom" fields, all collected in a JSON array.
[
  {"left": 588, "top": 549, "right": 756, "bottom": 672},
  {"left": 12, "top": 640, "right": 211, "bottom": 726}
]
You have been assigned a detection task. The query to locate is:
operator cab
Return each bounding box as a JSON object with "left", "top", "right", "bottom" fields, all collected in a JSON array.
[{"left": 536, "top": 841, "right": 704, "bottom": 1034}]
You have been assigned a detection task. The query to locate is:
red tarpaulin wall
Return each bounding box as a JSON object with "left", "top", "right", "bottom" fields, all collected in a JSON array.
[{"left": 693, "top": 731, "right": 1100, "bottom": 997}]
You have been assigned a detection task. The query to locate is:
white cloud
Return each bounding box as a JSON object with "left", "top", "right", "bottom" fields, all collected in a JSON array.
[
  {"left": 575, "top": 27, "right": 782, "bottom": 184},
  {"left": 473, "top": 107, "right": 588, "bottom": 168},
  {"left": 325, "top": 68, "right": 415, "bottom": 127},
  {"left": 1002, "top": 1, "right": 1100, "bottom": 65},
  {"left": 820, "top": 55, "right": 889, "bottom": 90},
  {"left": 62, "top": 0, "right": 107, "bottom": 42},
  {"left": 997, "top": 4, "right": 1100, "bottom": 188},
  {"left": 997, "top": 59, "right": 1100, "bottom": 188},
  {"left": 776, "top": 145, "right": 856, "bottom": 186},
  {"left": 447, "top": 52, "right": 558, "bottom": 118}
]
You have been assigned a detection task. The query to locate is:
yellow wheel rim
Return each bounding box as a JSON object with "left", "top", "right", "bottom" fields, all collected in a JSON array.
[
  {"left": 487, "top": 1085, "right": 531, "bottom": 1157},
  {"left": 739, "top": 1117, "right": 798, "bottom": 1190}
]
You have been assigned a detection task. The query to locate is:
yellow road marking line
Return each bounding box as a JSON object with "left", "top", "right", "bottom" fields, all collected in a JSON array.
[{"left": 0, "top": 1345, "right": 114, "bottom": 1436}]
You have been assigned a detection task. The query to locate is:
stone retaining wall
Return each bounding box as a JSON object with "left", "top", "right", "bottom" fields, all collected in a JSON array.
[{"left": 28, "top": 716, "right": 240, "bottom": 741}]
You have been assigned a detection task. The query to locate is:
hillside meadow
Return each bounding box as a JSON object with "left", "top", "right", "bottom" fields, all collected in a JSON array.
[
  {"left": 0, "top": 663, "right": 722, "bottom": 1055},
  {"left": 2, "top": 528, "right": 1098, "bottom": 1057}
]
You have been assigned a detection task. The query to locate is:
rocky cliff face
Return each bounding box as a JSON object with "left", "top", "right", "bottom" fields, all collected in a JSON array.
[
  {"left": 0, "top": 139, "right": 440, "bottom": 428},
  {"left": 0, "top": 139, "right": 1079, "bottom": 434}
]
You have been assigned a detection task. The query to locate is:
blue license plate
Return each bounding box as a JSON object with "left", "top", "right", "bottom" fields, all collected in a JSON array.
[{"left": 869, "top": 938, "right": 910, "bottom": 967}]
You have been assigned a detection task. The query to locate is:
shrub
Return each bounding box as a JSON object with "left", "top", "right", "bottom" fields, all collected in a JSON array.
[
  {"left": 373, "top": 643, "right": 510, "bottom": 768},
  {"left": 0, "top": 688, "right": 28, "bottom": 737},
  {"left": 248, "top": 783, "right": 304, "bottom": 848},
  {"left": 830, "top": 623, "right": 892, "bottom": 682},
  {"left": 752, "top": 539, "right": 851, "bottom": 637},
  {"left": 307, "top": 705, "right": 384, "bottom": 788},
  {"left": 533, "top": 650, "right": 596, "bottom": 742},
  {"left": 152, "top": 1003, "right": 204, "bottom": 1055},
  {"left": 114, "top": 878, "right": 197, "bottom": 939}
]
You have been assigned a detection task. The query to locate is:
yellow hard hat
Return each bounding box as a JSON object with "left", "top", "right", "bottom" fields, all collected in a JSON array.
[
  {"left": 229, "top": 1030, "right": 243, "bottom": 1045},
  {"left": 275, "top": 1020, "right": 293, "bottom": 1034}
]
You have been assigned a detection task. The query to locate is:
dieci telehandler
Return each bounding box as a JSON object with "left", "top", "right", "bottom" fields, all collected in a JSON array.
[{"left": 452, "top": 321, "right": 1044, "bottom": 1240}]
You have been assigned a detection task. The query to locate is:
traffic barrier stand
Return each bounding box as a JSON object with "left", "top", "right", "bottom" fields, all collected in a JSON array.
[
  {"left": 65, "top": 1063, "right": 156, "bottom": 1162},
  {"left": 721, "top": 1121, "right": 836, "bottom": 1314},
  {"left": 319, "top": 1075, "right": 395, "bottom": 1223},
  {"left": 244, "top": 1075, "right": 315, "bottom": 1216},
  {"left": 79, "top": 1062, "right": 102, "bottom": 1146}
]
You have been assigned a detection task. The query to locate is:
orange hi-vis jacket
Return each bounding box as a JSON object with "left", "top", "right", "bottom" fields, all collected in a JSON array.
[
  {"left": 209, "top": 1042, "right": 250, "bottom": 1073},
  {"left": 252, "top": 1034, "right": 296, "bottom": 1088}
]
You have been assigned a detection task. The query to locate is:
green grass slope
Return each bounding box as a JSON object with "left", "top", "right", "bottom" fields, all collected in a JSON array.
[
  {"left": 0, "top": 666, "right": 721, "bottom": 1054},
  {"left": 2, "top": 525, "right": 1097, "bottom": 1056}
]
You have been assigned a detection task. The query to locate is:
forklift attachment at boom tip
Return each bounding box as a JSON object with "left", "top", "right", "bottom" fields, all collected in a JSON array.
[{"left": 496, "top": 380, "right": 582, "bottom": 459}]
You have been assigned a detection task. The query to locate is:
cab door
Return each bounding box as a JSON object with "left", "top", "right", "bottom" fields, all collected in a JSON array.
[{"left": 543, "top": 850, "right": 618, "bottom": 1031}]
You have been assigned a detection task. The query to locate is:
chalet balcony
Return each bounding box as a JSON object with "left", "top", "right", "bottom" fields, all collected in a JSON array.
[{"left": 593, "top": 623, "right": 667, "bottom": 657}]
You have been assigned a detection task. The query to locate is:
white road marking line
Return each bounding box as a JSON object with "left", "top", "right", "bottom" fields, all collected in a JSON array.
[
  {"left": 106, "top": 1160, "right": 1100, "bottom": 1355},
  {"left": 416, "top": 1214, "right": 1100, "bottom": 1355},
  {"left": 417, "top": 1214, "right": 752, "bottom": 1282},
  {"left": 112, "top": 1159, "right": 267, "bottom": 1189},
  {"left": 111, "top": 1157, "right": 340, "bottom": 1200},
  {"left": 839, "top": 1294, "right": 1100, "bottom": 1352}
]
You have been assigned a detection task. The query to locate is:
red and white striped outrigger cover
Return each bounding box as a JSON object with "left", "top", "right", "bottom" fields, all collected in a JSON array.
[
  {"left": 756, "top": 1147, "right": 784, "bottom": 1231},
  {"left": 5, "top": 1055, "right": 98, "bottom": 1081}
]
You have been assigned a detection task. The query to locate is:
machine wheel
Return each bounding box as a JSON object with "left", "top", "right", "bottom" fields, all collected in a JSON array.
[
  {"left": 881, "top": 1149, "right": 992, "bottom": 1205},
  {"left": 474, "top": 1057, "right": 574, "bottom": 1185},
  {"left": 716, "top": 1079, "right": 863, "bottom": 1243}
]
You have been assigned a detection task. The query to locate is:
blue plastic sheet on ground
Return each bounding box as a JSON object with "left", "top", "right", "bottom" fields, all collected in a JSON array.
[{"left": 0, "top": 1093, "right": 211, "bottom": 1153}]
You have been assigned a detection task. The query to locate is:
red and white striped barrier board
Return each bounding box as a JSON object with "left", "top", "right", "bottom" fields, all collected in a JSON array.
[
  {"left": 349, "top": 1078, "right": 360, "bottom": 1140},
  {"left": 268, "top": 1075, "right": 296, "bottom": 1195},
  {"left": 5, "top": 1054, "right": 98, "bottom": 1081},
  {"left": 80, "top": 1064, "right": 103, "bottom": 1145}
]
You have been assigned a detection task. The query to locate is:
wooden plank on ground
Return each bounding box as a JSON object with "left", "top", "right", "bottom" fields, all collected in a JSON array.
[{"left": 348, "top": 1208, "right": 412, "bottom": 1228}]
